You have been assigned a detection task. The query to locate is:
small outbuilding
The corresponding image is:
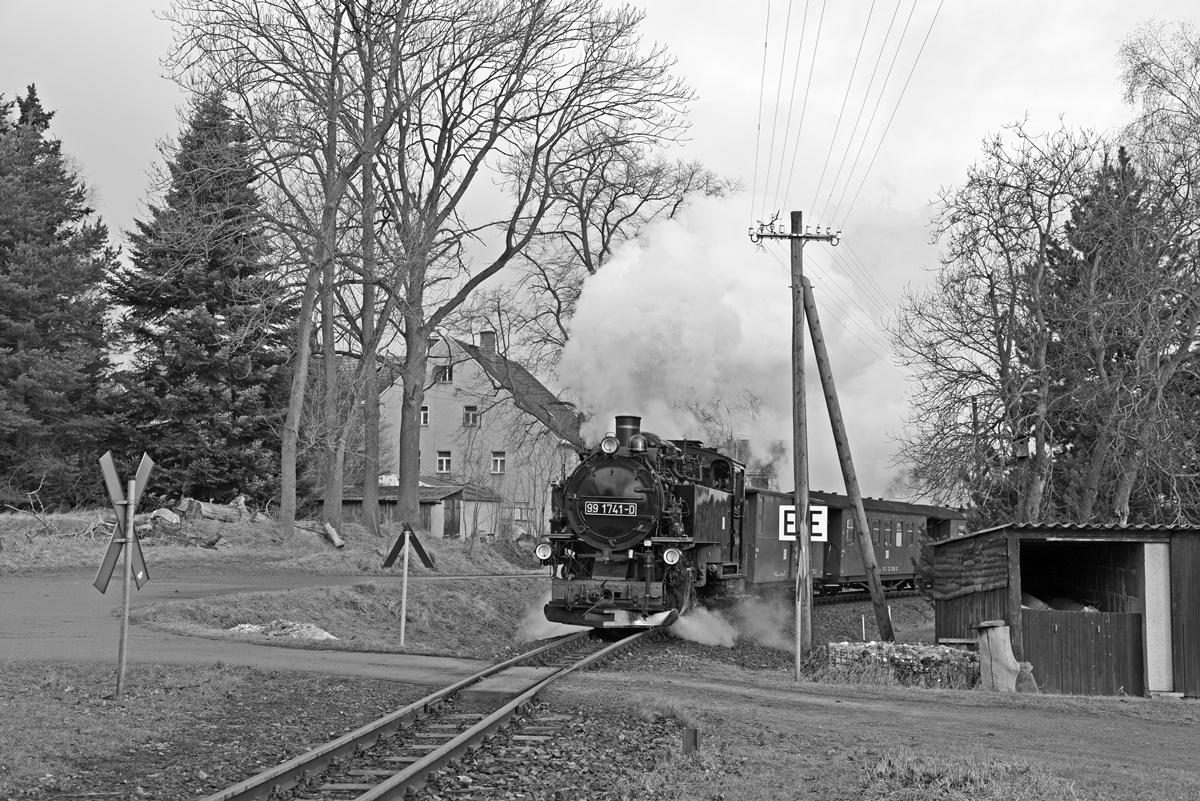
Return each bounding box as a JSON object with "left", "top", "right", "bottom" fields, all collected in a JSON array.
[
  {"left": 932, "top": 522, "right": 1200, "bottom": 697},
  {"left": 329, "top": 476, "right": 503, "bottom": 539}
]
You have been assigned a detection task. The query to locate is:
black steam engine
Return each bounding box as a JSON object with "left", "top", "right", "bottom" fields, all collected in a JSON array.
[
  {"left": 538, "top": 414, "right": 970, "bottom": 630},
  {"left": 539, "top": 415, "right": 746, "bottom": 628}
]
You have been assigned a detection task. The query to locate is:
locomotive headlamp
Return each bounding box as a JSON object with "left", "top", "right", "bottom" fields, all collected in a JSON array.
[
  {"left": 600, "top": 435, "right": 620, "bottom": 454},
  {"left": 535, "top": 543, "right": 553, "bottom": 561},
  {"left": 663, "top": 547, "right": 682, "bottom": 565}
]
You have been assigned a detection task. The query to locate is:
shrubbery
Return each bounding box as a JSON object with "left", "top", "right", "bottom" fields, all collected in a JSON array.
[{"left": 809, "top": 641, "right": 979, "bottom": 690}]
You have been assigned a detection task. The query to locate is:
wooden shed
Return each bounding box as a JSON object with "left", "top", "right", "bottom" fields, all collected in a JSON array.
[
  {"left": 328, "top": 477, "right": 503, "bottom": 539},
  {"left": 932, "top": 522, "right": 1200, "bottom": 697}
]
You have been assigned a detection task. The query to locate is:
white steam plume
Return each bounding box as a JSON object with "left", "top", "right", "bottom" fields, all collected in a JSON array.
[
  {"left": 559, "top": 193, "right": 909, "bottom": 497},
  {"left": 515, "top": 592, "right": 586, "bottom": 642},
  {"left": 732, "top": 596, "right": 792, "bottom": 650},
  {"left": 669, "top": 606, "right": 737, "bottom": 647}
]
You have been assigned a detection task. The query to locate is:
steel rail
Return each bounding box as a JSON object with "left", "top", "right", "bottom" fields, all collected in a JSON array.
[
  {"left": 198, "top": 630, "right": 593, "bottom": 801},
  {"left": 357, "top": 629, "right": 656, "bottom": 800},
  {"left": 814, "top": 588, "right": 918, "bottom": 606}
]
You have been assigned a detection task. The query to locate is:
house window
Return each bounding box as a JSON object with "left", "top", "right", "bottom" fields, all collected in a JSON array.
[
  {"left": 437, "top": 451, "right": 451, "bottom": 473},
  {"left": 491, "top": 451, "right": 506, "bottom": 474},
  {"left": 434, "top": 363, "right": 453, "bottom": 383},
  {"left": 420, "top": 405, "right": 429, "bottom": 426},
  {"left": 463, "top": 405, "right": 479, "bottom": 427}
]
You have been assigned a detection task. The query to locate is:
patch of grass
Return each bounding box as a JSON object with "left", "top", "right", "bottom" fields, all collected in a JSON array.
[
  {"left": 0, "top": 510, "right": 543, "bottom": 578},
  {"left": 0, "top": 661, "right": 245, "bottom": 795},
  {"left": 629, "top": 698, "right": 701, "bottom": 729},
  {"left": 0, "top": 661, "right": 427, "bottom": 799},
  {"left": 128, "top": 576, "right": 552, "bottom": 659},
  {"left": 862, "top": 753, "right": 1081, "bottom": 800}
]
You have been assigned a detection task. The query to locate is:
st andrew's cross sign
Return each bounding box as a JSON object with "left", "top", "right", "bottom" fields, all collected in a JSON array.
[{"left": 93, "top": 451, "right": 154, "bottom": 593}]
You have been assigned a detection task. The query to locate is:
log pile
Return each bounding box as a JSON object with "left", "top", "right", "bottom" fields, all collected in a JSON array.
[{"left": 175, "top": 497, "right": 244, "bottom": 522}]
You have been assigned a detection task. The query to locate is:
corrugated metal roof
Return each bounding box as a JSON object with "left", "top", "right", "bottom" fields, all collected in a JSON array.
[{"left": 934, "top": 520, "right": 1200, "bottom": 546}]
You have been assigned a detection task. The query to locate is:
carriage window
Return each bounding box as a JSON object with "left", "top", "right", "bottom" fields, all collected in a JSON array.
[
  {"left": 871, "top": 519, "right": 881, "bottom": 545},
  {"left": 895, "top": 521, "right": 904, "bottom": 547},
  {"left": 905, "top": 522, "right": 915, "bottom": 547},
  {"left": 883, "top": 520, "right": 893, "bottom": 546}
]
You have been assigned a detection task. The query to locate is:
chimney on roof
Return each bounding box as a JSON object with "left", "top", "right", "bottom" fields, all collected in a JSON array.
[{"left": 479, "top": 330, "right": 496, "bottom": 353}]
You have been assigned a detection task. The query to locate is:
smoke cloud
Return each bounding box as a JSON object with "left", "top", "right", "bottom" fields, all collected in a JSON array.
[
  {"left": 669, "top": 605, "right": 737, "bottom": 647},
  {"left": 515, "top": 592, "right": 587, "bottom": 642},
  {"left": 558, "top": 193, "right": 909, "bottom": 497},
  {"left": 731, "top": 596, "right": 792, "bottom": 651}
]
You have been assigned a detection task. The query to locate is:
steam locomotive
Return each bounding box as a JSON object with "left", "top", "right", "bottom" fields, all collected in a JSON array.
[{"left": 536, "top": 415, "right": 967, "bottom": 629}]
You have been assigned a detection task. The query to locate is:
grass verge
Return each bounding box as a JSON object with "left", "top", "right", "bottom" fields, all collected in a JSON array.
[
  {"left": 129, "top": 576, "right": 553, "bottom": 659},
  {"left": 0, "top": 510, "right": 541, "bottom": 578}
]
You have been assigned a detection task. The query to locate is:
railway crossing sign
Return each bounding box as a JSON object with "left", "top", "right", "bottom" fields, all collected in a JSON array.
[
  {"left": 383, "top": 522, "right": 435, "bottom": 570},
  {"left": 93, "top": 451, "right": 154, "bottom": 593}
]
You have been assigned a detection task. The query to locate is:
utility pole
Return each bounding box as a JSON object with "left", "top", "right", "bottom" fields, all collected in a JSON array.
[
  {"left": 802, "top": 276, "right": 894, "bottom": 642},
  {"left": 750, "top": 211, "right": 840, "bottom": 675}
]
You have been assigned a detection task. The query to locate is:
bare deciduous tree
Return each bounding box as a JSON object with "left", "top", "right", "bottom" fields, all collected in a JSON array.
[
  {"left": 893, "top": 122, "right": 1101, "bottom": 524},
  {"left": 369, "top": 0, "right": 695, "bottom": 527}
]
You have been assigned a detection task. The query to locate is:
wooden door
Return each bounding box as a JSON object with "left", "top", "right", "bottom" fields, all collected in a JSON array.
[
  {"left": 444, "top": 497, "right": 461, "bottom": 538},
  {"left": 1170, "top": 535, "right": 1200, "bottom": 697},
  {"left": 1022, "top": 610, "right": 1144, "bottom": 696}
]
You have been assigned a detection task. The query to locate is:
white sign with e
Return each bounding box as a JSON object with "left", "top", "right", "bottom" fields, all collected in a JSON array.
[{"left": 779, "top": 504, "right": 828, "bottom": 543}]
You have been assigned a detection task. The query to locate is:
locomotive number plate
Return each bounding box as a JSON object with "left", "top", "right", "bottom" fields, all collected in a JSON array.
[{"left": 585, "top": 501, "right": 637, "bottom": 516}]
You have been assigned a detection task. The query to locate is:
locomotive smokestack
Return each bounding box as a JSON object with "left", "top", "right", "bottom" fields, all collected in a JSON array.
[{"left": 615, "top": 415, "right": 641, "bottom": 447}]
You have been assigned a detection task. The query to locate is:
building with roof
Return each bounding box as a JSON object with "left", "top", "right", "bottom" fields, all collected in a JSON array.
[
  {"left": 378, "top": 331, "right": 584, "bottom": 538},
  {"left": 334, "top": 475, "right": 503, "bottom": 539},
  {"left": 932, "top": 521, "right": 1200, "bottom": 697}
]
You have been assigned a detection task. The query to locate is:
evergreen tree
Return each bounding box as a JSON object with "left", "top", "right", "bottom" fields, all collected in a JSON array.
[
  {"left": 109, "top": 94, "right": 288, "bottom": 505},
  {"left": 0, "top": 85, "right": 116, "bottom": 507}
]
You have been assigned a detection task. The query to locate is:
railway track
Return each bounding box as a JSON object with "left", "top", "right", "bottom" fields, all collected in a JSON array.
[
  {"left": 814, "top": 588, "right": 919, "bottom": 606},
  {"left": 199, "top": 629, "right": 659, "bottom": 801}
]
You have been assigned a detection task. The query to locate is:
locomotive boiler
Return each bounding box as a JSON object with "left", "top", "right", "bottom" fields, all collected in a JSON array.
[{"left": 538, "top": 415, "right": 745, "bottom": 628}]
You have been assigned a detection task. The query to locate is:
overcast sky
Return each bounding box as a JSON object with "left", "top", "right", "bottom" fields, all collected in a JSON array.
[{"left": 1, "top": 1, "right": 1195, "bottom": 497}]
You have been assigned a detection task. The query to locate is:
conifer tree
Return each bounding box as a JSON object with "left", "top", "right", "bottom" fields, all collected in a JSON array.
[
  {"left": 0, "top": 85, "right": 116, "bottom": 507},
  {"left": 110, "top": 94, "right": 288, "bottom": 505}
]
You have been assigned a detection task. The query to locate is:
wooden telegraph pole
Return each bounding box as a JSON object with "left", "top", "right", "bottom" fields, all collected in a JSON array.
[
  {"left": 750, "top": 211, "right": 839, "bottom": 675},
  {"left": 802, "top": 276, "right": 894, "bottom": 641}
]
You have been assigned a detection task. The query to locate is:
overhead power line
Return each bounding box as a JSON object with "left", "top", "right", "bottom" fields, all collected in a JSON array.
[
  {"left": 807, "top": 0, "right": 878, "bottom": 217},
  {"left": 750, "top": 1, "right": 774, "bottom": 226},
  {"left": 816, "top": 0, "right": 904, "bottom": 222},
  {"left": 836, "top": 0, "right": 945, "bottom": 230}
]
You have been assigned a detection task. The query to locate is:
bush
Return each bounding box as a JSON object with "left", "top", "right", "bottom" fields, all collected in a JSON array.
[{"left": 808, "top": 641, "right": 979, "bottom": 689}]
